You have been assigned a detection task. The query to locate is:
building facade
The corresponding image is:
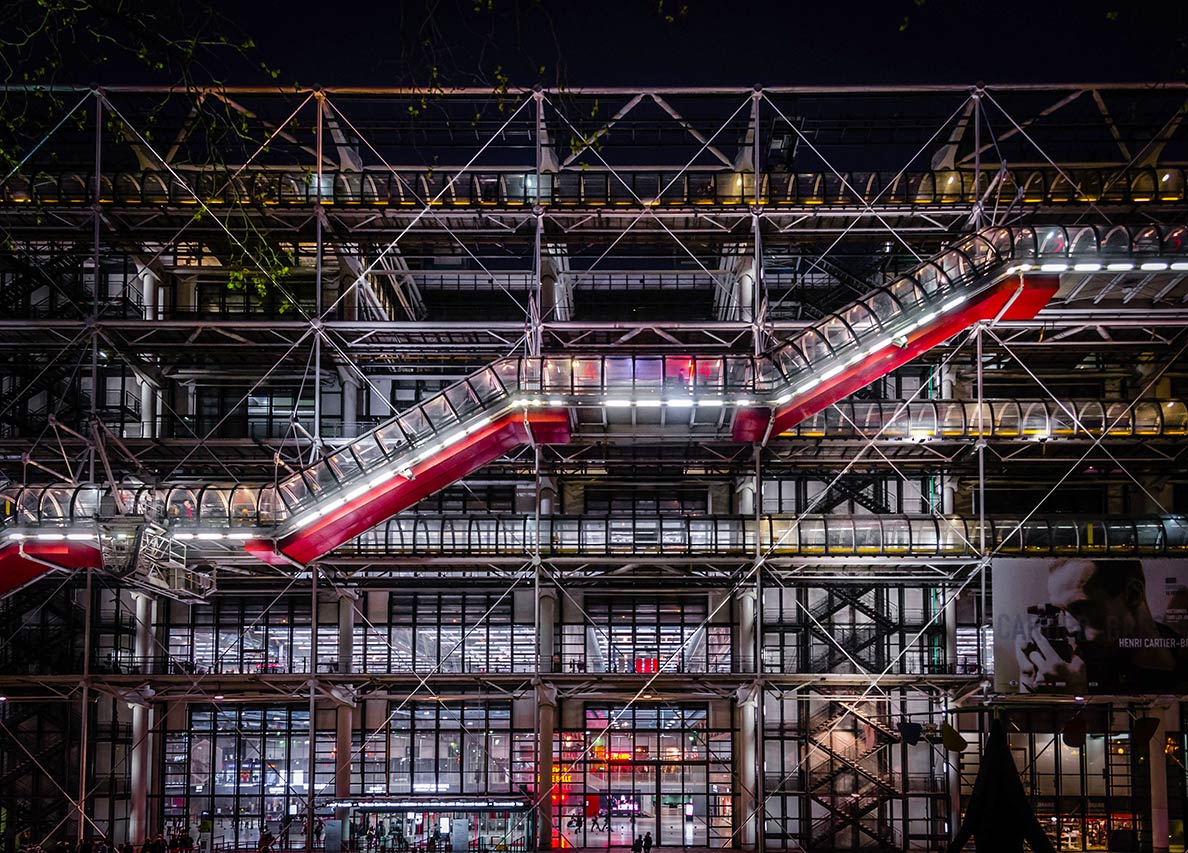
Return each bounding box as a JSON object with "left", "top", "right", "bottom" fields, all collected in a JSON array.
[{"left": 1, "top": 83, "right": 1187, "bottom": 853}]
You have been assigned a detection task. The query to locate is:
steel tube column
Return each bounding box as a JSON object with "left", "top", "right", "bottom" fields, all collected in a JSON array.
[
  {"left": 129, "top": 592, "right": 155, "bottom": 846},
  {"left": 536, "top": 684, "right": 557, "bottom": 850},
  {"left": 138, "top": 266, "right": 159, "bottom": 439},
  {"left": 1150, "top": 705, "right": 1174, "bottom": 853},
  {"left": 735, "top": 684, "right": 759, "bottom": 850},
  {"left": 334, "top": 592, "right": 355, "bottom": 828},
  {"left": 307, "top": 569, "right": 319, "bottom": 848},
  {"left": 538, "top": 586, "right": 557, "bottom": 674}
]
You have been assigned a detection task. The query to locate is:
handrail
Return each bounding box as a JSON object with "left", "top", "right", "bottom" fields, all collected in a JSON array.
[
  {"left": 2, "top": 166, "right": 1185, "bottom": 208},
  {"left": 4, "top": 399, "right": 1187, "bottom": 530},
  {"left": 7, "top": 508, "right": 1187, "bottom": 557},
  {"left": 334, "top": 512, "right": 1188, "bottom": 558}
]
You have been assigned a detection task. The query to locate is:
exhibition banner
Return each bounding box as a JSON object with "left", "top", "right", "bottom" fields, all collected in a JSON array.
[{"left": 993, "top": 558, "right": 1188, "bottom": 694}]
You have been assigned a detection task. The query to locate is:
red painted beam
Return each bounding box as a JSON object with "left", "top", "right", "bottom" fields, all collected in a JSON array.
[
  {"left": 733, "top": 276, "right": 1060, "bottom": 442},
  {"left": 246, "top": 408, "right": 571, "bottom": 566},
  {"left": 0, "top": 540, "right": 102, "bottom": 598}
]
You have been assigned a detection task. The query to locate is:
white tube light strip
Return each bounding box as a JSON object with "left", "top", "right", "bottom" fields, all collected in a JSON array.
[
  {"left": 913, "top": 311, "right": 938, "bottom": 329},
  {"left": 602, "top": 398, "right": 730, "bottom": 408}
]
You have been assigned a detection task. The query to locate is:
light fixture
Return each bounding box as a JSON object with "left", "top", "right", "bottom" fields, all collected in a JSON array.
[
  {"left": 1073, "top": 262, "right": 1102, "bottom": 272},
  {"left": 1107, "top": 262, "right": 1134, "bottom": 271},
  {"left": 1140, "top": 261, "right": 1169, "bottom": 271},
  {"left": 548, "top": 398, "right": 564, "bottom": 407},
  {"left": 604, "top": 399, "right": 632, "bottom": 407},
  {"left": 35, "top": 533, "right": 64, "bottom": 541},
  {"left": 1039, "top": 262, "right": 1068, "bottom": 272}
]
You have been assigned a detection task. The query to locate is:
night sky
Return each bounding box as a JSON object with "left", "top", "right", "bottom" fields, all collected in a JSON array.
[{"left": 222, "top": 0, "right": 1187, "bottom": 88}]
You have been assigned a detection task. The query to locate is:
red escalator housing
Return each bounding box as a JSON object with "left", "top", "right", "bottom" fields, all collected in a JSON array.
[
  {"left": 733, "top": 275, "right": 1060, "bottom": 442},
  {"left": 0, "top": 540, "right": 102, "bottom": 597},
  {"left": 246, "top": 408, "right": 571, "bottom": 566}
]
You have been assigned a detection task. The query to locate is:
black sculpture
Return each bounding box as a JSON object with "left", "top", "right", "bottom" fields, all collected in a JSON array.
[{"left": 947, "top": 718, "right": 1055, "bottom": 853}]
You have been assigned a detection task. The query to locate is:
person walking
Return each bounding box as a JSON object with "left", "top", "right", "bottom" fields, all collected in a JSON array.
[
  {"left": 632, "top": 836, "right": 642, "bottom": 853},
  {"left": 642, "top": 832, "right": 652, "bottom": 853}
]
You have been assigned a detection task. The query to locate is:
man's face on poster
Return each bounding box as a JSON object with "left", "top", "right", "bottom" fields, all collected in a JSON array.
[{"left": 1047, "top": 559, "right": 1139, "bottom": 652}]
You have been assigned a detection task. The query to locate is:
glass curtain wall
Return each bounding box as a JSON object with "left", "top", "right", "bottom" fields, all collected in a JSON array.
[
  {"left": 554, "top": 704, "right": 733, "bottom": 849},
  {"left": 164, "top": 597, "right": 314, "bottom": 674},
  {"left": 308, "top": 592, "right": 536, "bottom": 674},
  {"left": 376, "top": 700, "right": 534, "bottom": 796},
  {"left": 162, "top": 706, "right": 313, "bottom": 849},
  {"left": 559, "top": 595, "right": 732, "bottom": 674}
]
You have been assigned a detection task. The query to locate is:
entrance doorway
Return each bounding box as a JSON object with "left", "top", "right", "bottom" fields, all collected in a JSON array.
[{"left": 327, "top": 797, "right": 533, "bottom": 853}]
